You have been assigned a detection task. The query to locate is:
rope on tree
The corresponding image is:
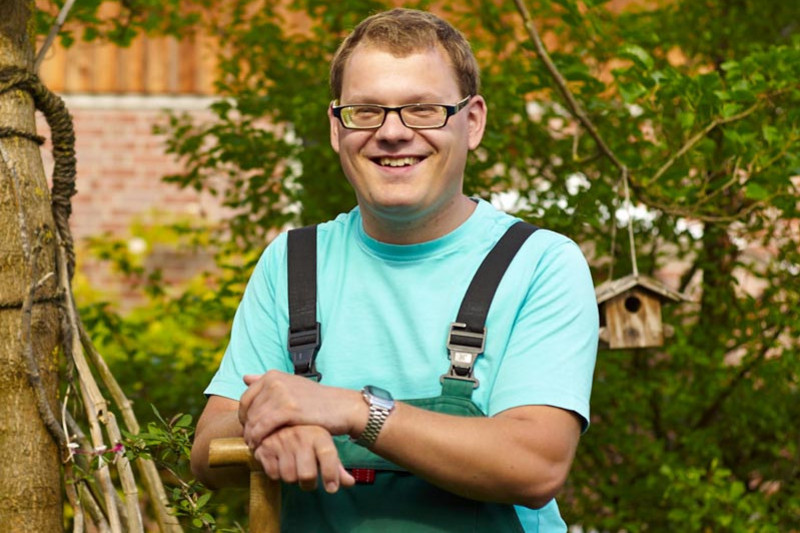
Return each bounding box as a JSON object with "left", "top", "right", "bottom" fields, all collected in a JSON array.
[{"left": 0, "top": 65, "right": 77, "bottom": 278}]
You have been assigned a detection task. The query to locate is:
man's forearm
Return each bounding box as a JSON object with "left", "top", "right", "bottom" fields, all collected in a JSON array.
[
  {"left": 365, "top": 401, "right": 581, "bottom": 509},
  {"left": 191, "top": 399, "right": 249, "bottom": 488}
]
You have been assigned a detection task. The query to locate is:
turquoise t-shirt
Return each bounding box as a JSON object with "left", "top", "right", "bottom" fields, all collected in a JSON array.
[{"left": 206, "top": 199, "right": 598, "bottom": 532}]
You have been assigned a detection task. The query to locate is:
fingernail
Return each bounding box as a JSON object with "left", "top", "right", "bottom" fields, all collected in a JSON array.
[{"left": 325, "top": 481, "right": 338, "bottom": 493}]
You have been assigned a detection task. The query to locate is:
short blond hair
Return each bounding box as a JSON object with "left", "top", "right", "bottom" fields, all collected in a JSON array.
[{"left": 330, "top": 8, "right": 480, "bottom": 100}]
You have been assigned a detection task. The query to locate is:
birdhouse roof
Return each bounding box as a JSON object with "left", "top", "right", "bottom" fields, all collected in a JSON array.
[{"left": 595, "top": 274, "right": 687, "bottom": 304}]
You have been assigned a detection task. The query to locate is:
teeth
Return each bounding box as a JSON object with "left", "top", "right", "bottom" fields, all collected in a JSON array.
[{"left": 379, "top": 157, "right": 420, "bottom": 167}]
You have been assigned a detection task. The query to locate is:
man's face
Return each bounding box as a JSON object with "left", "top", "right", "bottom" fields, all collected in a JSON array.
[{"left": 329, "top": 43, "right": 486, "bottom": 240}]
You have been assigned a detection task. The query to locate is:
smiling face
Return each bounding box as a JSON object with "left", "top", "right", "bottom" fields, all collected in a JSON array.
[{"left": 329, "top": 43, "right": 487, "bottom": 244}]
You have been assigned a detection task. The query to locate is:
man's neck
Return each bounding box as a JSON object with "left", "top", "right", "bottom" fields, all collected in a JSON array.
[{"left": 360, "top": 195, "right": 477, "bottom": 245}]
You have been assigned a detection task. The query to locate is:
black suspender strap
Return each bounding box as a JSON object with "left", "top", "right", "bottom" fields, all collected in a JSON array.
[
  {"left": 441, "top": 221, "right": 538, "bottom": 388},
  {"left": 287, "top": 225, "right": 321, "bottom": 380}
]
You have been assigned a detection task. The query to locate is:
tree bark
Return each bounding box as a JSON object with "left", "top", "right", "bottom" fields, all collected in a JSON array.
[{"left": 0, "top": 0, "right": 64, "bottom": 531}]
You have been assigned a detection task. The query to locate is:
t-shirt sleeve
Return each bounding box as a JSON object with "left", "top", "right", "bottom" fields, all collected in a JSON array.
[
  {"left": 488, "top": 236, "right": 598, "bottom": 431},
  {"left": 204, "top": 235, "right": 293, "bottom": 400}
]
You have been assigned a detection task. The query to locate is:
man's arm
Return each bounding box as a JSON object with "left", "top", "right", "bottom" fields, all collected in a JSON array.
[
  {"left": 371, "top": 402, "right": 580, "bottom": 509},
  {"left": 240, "top": 371, "right": 581, "bottom": 509},
  {"left": 190, "top": 395, "right": 248, "bottom": 488}
]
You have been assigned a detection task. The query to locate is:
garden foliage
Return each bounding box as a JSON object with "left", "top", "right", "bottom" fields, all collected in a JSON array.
[{"left": 37, "top": 0, "right": 800, "bottom": 529}]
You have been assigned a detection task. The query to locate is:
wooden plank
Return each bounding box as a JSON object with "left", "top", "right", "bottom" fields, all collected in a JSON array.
[
  {"left": 145, "top": 37, "right": 168, "bottom": 94},
  {"left": 94, "top": 40, "right": 118, "bottom": 93},
  {"left": 179, "top": 35, "right": 197, "bottom": 93},
  {"left": 37, "top": 41, "right": 67, "bottom": 93},
  {"left": 167, "top": 37, "right": 180, "bottom": 93},
  {"left": 197, "top": 32, "right": 219, "bottom": 94},
  {"left": 126, "top": 35, "right": 145, "bottom": 93},
  {"left": 63, "top": 39, "right": 95, "bottom": 93}
]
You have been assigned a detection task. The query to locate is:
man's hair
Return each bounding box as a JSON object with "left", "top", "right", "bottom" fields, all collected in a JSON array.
[{"left": 330, "top": 8, "right": 480, "bottom": 100}]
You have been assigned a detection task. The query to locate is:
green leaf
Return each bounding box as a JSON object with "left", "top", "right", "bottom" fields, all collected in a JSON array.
[
  {"left": 196, "top": 492, "right": 212, "bottom": 508},
  {"left": 762, "top": 125, "right": 780, "bottom": 145},
  {"left": 174, "top": 413, "right": 193, "bottom": 428},
  {"left": 619, "top": 44, "right": 654, "bottom": 70},
  {"left": 721, "top": 102, "right": 743, "bottom": 119},
  {"left": 745, "top": 182, "right": 769, "bottom": 200}
]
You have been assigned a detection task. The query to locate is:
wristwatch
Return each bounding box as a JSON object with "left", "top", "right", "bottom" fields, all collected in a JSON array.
[{"left": 354, "top": 385, "right": 395, "bottom": 448}]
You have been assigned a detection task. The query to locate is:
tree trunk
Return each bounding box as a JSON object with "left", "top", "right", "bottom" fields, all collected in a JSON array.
[{"left": 0, "top": 1, "right": 64, "bottom": 530}]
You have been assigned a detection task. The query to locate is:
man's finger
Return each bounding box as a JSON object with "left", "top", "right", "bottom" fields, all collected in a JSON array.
[
  {"left": 295, "top": 439, "right": 320, "bottom": 492},
  {"left": 254, "top": 446, "right": 281, "bottom": 481},
  {"left": 315, "top": 437, "right": 346, "bottom": 493}
]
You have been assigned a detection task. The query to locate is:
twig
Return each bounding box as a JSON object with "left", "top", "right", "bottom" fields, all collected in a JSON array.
[
  {"left": 78, "top": 483, "right": 112, "bottom": 533},
  {"left": 607, "top": 186, "right": 618, "bottom": 280},
  {"left": 642, "top": 192, "right": 767, "bottom": 222},
  {"left": 105, "top": 410, "right": 144, "bottom": 532},
  {"left": 35, "top": 0, "right": 79, "bottom": 72},
  {"left": 64, "top": 465, "right": 85, "bottom": 533},
  {"left": 693, "top": 325, "right": 785, "bottom": 430},
  {"left": 648, "top": 102, "right": 761, "bottom": 186},
  {"left": 621, "top": 168, "right": 639, "bottom": 276},
  {"left": 56, "top": 237, "right": 124, "bottom": 533},
  {"left": 78, "top": 321, "right": 183, "bottom": 533}
]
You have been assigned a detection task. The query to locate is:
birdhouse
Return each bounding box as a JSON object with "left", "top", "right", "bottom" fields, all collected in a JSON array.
[{"left": 595, "top": 274, "right": 686, "bottom": 349}]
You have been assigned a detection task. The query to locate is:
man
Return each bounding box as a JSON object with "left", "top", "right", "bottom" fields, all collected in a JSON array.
[{"left": 191, "top": 8, "right": 598, "bottom": 531}]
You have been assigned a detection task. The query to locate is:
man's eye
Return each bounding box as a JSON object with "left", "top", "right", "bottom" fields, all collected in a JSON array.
[
  {"left": 407, "top": 105, "right": 440, "bottom": 117},
  {"left": 352, "top": 106, "right": 382, "bottom": 118}
]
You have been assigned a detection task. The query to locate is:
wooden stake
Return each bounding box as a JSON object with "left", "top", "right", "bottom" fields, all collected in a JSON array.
[{"left": 208, "top": 438, "right": 281, "bottom": 533}]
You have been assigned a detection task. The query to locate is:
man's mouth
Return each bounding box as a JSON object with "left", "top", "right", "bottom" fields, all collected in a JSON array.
[{"left": 376, "top": 156, "right": 421, "bottom": 167}]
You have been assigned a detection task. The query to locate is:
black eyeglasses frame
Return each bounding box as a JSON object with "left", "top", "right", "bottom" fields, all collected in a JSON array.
[{"left": 331, "top": 95, "right": 472, "bottom": 130}]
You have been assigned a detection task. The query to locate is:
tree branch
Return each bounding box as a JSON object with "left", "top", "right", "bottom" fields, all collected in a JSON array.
[
  {"left": 648, "top": 101, "right": 762, "bottom": 187},
  {"left": 693, "top": 325, "right": 785, "bottom": 430},
  {"left": 512, "top": 0, "right": 625, "bottom": 171},
  {"left": 512, "top": 0, "right": 641, "bottom": 276},
  {"left": 35, "top": 0, "right": 78, "bottom": 72}
]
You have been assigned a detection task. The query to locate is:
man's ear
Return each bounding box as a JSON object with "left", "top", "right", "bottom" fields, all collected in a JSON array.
[
  {"left": 328, "top": 104, "right": 341, "bottom": 154},
  {"left": 466, "top": 95, "right": 487, "bottom": 150}
]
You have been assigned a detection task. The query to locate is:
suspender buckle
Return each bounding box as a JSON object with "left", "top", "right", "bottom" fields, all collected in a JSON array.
[
  {"left": 441, "top": 322, "right": 485, "bottom": 388},
  {"left": 287, "top": 322, "right": 321, "bottom": 380}
]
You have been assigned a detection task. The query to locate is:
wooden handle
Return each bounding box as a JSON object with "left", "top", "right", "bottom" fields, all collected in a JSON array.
[
  {"left": 251, "top": 471, "right": 281, "bottom": 533},
  {"left": 208, "top": 437, "right": 281, "bottom": 533},
  {"left": 208, "top": 437, "right": 260, "bottom": 470}
]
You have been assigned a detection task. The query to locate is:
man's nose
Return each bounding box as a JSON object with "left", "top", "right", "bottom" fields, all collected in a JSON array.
[{"left": 375, "top": 110, "right": 414, "bottom": 141}]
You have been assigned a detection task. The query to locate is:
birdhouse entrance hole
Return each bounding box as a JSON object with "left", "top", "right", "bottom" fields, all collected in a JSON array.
[{"left": 624, "top": 295, "right": 642, "bottom": 313}]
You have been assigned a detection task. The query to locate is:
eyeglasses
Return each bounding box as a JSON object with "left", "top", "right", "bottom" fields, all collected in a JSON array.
[{"left": 331, "top": 95, "right": 472, "bottom": 130}]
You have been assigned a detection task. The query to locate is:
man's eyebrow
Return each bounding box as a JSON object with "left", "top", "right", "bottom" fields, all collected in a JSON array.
[{"left": 340, "top": 93, "right": 449, "bottom": 105}]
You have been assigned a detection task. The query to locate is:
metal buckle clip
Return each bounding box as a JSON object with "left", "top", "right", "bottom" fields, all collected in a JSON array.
[
  {"left": 287, "top": 322, "right": 321, "bottom": 380},
  {"left": 440, "top": 322, "right": 485, "bottom": 388}
]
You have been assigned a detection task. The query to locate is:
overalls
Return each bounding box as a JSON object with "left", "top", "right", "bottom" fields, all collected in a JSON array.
[{"left": 280, "top": 222, "right": 537, "bottom": 532}]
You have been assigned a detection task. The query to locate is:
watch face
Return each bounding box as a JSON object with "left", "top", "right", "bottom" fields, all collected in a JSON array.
[{"left": 365, "top": 385, "right": 393, "bottom": 401}]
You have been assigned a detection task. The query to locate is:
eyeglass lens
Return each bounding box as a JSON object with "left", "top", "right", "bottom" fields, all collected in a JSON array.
[{"left": 342, "top": 104, "right": 448, "bottom": 128}]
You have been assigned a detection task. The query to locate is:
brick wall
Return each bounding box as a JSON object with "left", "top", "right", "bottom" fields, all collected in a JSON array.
[{"left": 37, "top": 94, "right": 226, "bottom": 301}]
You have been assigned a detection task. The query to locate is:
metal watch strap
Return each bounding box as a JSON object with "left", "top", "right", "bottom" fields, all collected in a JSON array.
[{"left": 355, "top": 403, "right": 392, "bottom": 448}]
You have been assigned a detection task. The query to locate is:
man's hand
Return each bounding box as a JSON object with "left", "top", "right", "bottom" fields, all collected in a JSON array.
[
  {"left": 253, "top": 425, "right": 356, "bottom": 493},
  {"left": 239, "top": 370, "right": 366, "bottom": 450}
]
